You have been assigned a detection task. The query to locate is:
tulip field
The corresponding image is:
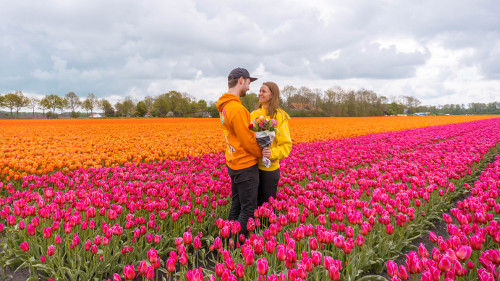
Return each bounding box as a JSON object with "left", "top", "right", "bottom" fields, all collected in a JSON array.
[{"left": 1, "top": 116, "right": 500, "bottom": 281}]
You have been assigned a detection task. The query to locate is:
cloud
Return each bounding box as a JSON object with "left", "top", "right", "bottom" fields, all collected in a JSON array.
[{"left": 0, "top": 0, "right": 499, "bottom": 106}]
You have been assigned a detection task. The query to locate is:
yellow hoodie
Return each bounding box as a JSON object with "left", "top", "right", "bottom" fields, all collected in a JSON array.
[
  {"left": 250, "top": 107, "right": 292, "bottom": 171},
  {"left": 216, "top": 93, "right": 263, "bottom": 170}
]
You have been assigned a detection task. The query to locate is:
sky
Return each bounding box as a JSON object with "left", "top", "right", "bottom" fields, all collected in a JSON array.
[{"left": 1, "top": 0, "right": 499, "bottom": 106}]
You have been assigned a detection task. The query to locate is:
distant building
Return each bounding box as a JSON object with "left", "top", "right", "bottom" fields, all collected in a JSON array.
[
  {"left": 90, "top": 113, "right": 103, "bottom": 118},
  {"left": 414, "top": 112, "right": 430, "bottom": 116}
]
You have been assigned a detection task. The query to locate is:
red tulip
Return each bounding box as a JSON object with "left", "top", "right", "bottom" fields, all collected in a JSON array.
[
  {"left": 138, "top": 260, "right": 148, "bottom": 276},
  {"left": 47, "top": 245, "right": 55, "bottom": 256},
  {"left": 183, "top": 232, "right": 193, "bottom": 245},
  {"left": 328, "top": 265, "right": 340, "bottom": 281},
  {"left": 386, "top": 260, "right": 399, "bottom": 278},
  {"left": 166, "top": 258, "right": 176, "bottom": 273},
  {"left": 145, "top": 266, "right": 154, "bottom": 280},
  {"left": 309, "top": 237, "right": 318, "bottom": 250},
  {"left": 112, "top": 273, "right": 121, "bottom": 281},
  {"left": 147, "top": 248, "right": 158, "bottom": 264},
  {"left": 453, "top": 260, "right": 467, "bottom": 276},
  {"left": 256, "top": 257, "right": 269, "bottom": 275},
  {"left": 312, "top": 251, "right": 322, "bottom": 266},
  {"left": 437, "top": 255, "right": 452, "bottom": 272},
  {"left": 179, "top": 252, "right": 188, "bottom": 265},
  {"left": 214, "top": 263, "right": 224, "bottom": 277},
  {"left": 123, "top": 265, "right": 136, "bottom": 281},
  {"left": 470, "top": 234, "right": 483, "bottom": 250},
  {"left": 398, "top": 265, "right": 409, "bottom": 280},
  {"left": 235, "top": 264, "right": 244, "bottom": 278},
  {"left": 429, "top": 231, "right": 438, "bottom": 243},
  {"left": 418, "top": 243, "right": 429, "bottom": 259},
  {"left": 20, "top": 241, "right": 29, "bottom": 252}
]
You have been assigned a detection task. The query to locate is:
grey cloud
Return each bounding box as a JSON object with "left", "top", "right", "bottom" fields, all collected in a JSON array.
[{"left": 309, "top": 43, "right": 429, "bottom": 79}]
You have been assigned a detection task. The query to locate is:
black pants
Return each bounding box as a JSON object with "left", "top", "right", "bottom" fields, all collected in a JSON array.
[
  {"left": 227, "top": 164, "right": 259, "bottom": 237},
  {"left": 258, "top": 168, "right": 280, "bottom": 207}
]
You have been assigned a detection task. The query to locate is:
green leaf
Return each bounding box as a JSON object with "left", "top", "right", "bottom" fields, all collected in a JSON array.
[{"left": 356, "top": 275, "right": 389, "bottom": 281}]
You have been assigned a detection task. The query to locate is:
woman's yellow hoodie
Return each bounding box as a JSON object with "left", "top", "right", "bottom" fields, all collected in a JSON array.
[
  {"left": 216, "top": 93, "right": 263, "bottom": 170},
  {"left": 250, "top": 107, "right": 292, "bottom": 171}
]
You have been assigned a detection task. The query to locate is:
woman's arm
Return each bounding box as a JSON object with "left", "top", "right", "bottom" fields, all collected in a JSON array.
[{"left": 270, "top": 112, "right": 292, "bottom": 161}]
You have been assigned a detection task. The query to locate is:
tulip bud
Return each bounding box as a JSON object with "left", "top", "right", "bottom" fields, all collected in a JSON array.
[
  {"left": 123, "top": 265, "right": 136, "bottom": 281},
  {"left": 437, "top": 256, "right": 452, "bottom": 272},
  {"left": 386, "top": 260, "right": 399, "bottom": 278},
  {"left": 256, "top": 258, "right": 269, "bottom": 275},
  {"left": 47, "top": 245, "right": 55, "bottom": 256},
  {"left": 235, "top": 264, "right": 244, "bottom": 278},
  {"left": 418, "top": 243, "right": 429, "bottom": 259},
  {"left": 19, "top": 241, "right": 30, "bottom": 252}
]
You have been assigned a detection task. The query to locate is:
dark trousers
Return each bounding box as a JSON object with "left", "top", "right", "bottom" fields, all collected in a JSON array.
[
  {"left": 227, "top": 164, "right": 259, "bottom": 237},
  {"left": 258, "top": 168, "right": 280, "bottom": 207}
]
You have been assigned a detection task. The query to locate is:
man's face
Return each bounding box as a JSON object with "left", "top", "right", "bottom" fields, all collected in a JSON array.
[{"left": 238, "top": 77, "right": 251, "bottom": 97}]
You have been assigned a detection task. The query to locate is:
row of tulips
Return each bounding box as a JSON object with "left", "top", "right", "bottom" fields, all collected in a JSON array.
[
  {"left": 1, "top": 116, "right": 496, "bottom": 182},
  {"left": 386, "top": 152, "right": 500, "bottom": 281},
  {"left": 0, "top": 118, "right": 500, "bottom": 280}
]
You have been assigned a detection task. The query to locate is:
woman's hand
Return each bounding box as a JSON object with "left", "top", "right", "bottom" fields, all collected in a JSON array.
[{"left": 262, "top": 147, "right": 271, "bottom": 158}]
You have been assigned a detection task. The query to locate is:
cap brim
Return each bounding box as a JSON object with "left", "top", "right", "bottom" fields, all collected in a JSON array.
[{"left": 249, "top": 77, "right": 258, "bottom": 82}]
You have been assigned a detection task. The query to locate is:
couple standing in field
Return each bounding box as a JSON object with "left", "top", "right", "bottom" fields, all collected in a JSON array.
[{"left": 216, "top": 67, "right": 292, "bottom": 238}]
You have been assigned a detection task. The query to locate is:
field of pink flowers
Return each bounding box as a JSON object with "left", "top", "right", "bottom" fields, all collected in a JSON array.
[{"left": 1, "top": 117, "right": 500, "bottom": 281}]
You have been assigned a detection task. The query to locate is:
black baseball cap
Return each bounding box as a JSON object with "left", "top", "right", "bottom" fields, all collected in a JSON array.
[{"left": 228, "top": 67, "right": 257, "bottom": 82}]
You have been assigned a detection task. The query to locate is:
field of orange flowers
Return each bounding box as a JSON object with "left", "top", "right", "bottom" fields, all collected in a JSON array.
[{"left": 0, "top": 116, "right": 497, "bottom": 182}]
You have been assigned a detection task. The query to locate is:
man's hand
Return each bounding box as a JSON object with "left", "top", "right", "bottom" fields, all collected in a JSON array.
[{"left": 262, "top": 147, "right": 271, "bottom": 158}]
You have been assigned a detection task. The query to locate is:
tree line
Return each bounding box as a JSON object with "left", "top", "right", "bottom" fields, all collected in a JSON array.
[{"left": 1, "top": 87, "right": 499, "bottom": 119}]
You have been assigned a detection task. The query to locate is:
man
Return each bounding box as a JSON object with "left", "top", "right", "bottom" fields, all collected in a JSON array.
[{"left": 216, "top": 67, "right": 271, "bottom": 237}]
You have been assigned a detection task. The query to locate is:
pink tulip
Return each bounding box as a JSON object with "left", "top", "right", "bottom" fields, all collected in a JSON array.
[
  {"left": 418, "top": 243, "right": 429, "bottom": 259},
  {"left": 166, "top": 258, "right": 176, "bottom": 273},
  {"left": 123, "top": 265, "right": 136, "bottom": 280},
  {"left": 20, "top": 241, "right": 29, "bottom": 252},
  {"left": 47, "top": 245, "right": 55, "bottom": 256},
  {"left": 437, "top": 256, "right": 452, "bottom": 272},
  {"left": 386, "top": 260, "right": 399, "bottom": 278},
  {"left": 256, "top": 258, "right": 269, "bottom": 275}
]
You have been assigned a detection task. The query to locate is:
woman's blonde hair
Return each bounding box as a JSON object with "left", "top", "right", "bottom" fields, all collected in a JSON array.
[{"left": 260, "top": 81, "right": 280, "bottom": 118}]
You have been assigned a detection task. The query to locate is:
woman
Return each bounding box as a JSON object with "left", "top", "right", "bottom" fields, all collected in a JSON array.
[{"left": 250, "top": 81, "right": 292, "bottom": 207}]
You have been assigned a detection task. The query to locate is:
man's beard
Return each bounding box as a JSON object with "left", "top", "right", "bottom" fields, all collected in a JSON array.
[{"left": 239, "top": 88, "right": 247, "bottom": 98}]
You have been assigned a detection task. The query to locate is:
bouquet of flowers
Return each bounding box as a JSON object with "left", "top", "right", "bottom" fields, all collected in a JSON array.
[{"left": 249, "top": 116, "right": 279, "bottom": 168}]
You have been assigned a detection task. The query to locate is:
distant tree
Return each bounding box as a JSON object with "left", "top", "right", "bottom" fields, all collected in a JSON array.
[
  {"left": 99, "top": 99, "right": 114, "bottom": 117},
  {"left": 135, "top": 101, "right": 147, "bottom": 117},
  {"left": 189, "top": 100, "right": 199, "bottom": 114},
  {"left": 114, "top": 101, "right": 125, "bottom": 117},
  {"left": 3, "top": 93, "right": 18, "bottom": 117},
  {"left": 42, "top": 94, "right": 67, "bottom": 114},
  {"left": 81, "top": 99, "right": 91, "bottom": 116},
  {"left": 39, "top": 97, "right": 51, "bottom": 117},
  {"left": 0, "top": 94, "right": 5, "bottom": 109},
  {"left": 152, "top": 94, "right": 172, "bottom": 117},
  {"left": 281, "top": 85, "right": 297, "bottom": 108},
  {"left": 3, "top": 91, "right": 29, "bottom": 118},
  {"left": 82, "top": 93, "right": 98, "bottom": 115},
  {"left": 197, "top": 99, "right": 207, "bottom": 112},
  {"left": 241, "top": 93, "right": 259, "bottom": 112},
  {"left": 401, "top": 95, "right": 422, "bottom": 114},
  {"left": 144, "top": 96, "right": 154, "bottom": 114},
  {"left": 65, "top": 92, "right": 81, "bottom": 114},
  {"left": 121, "top": 96, "right": 135, "bottom": 116},
  {"left": 27, "top": 97, "right": 40, "bottom": 117},
  {"left": 207, "top": 102, "right": 219, "bottom": 118}
]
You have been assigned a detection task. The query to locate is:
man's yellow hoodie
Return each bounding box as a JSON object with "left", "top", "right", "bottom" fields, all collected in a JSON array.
[{"left": 216, "top": 93, "right": 263, "bottom": 170}]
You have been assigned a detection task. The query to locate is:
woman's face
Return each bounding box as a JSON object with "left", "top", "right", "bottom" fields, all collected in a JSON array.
[{"left": 259, "top": 85, "right": 272, "bottom": 105}]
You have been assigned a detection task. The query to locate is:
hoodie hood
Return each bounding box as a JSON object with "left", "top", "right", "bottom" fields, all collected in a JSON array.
[{"left": 216, "top": 93, "right": 241, "bottom": 112}]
